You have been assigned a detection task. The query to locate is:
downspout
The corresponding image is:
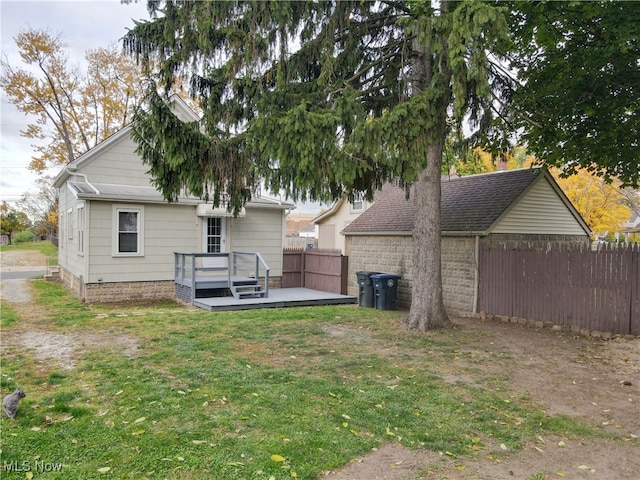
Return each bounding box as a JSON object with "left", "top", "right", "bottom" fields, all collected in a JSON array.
[
  {"left": 472, "top": 235, "right": 480, "bottom": 315},
  {"left": 65, "top": 167, "right": 100, "bottom": 195}
]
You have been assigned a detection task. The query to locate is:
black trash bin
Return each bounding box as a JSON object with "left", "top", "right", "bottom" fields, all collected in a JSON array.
[
  {"left": 371, "top": 274, "right": 401, "bottom": 310},
  {"left": 356, "top": 271, "right": 380, "bottom": 308}
]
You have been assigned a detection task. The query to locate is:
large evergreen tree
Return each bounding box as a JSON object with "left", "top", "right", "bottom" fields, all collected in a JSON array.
[{"left": 123, "top": 0, "right": 512, "bottom": 331}]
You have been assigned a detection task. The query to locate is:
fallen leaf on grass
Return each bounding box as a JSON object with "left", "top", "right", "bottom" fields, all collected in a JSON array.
[
  {"left": 271, "top": 454, "right": 286, "bottom": 462},
  {"left": 578, "top": 465, "right": 596, "bottom": 473}
]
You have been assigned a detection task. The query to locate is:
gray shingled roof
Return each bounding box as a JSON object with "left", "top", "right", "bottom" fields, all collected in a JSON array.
[{"left": 342, "top": 168, "right": 543, "bottom": 235}]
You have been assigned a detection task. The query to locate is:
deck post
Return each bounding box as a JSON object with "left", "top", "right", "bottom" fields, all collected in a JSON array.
[{"left": 190, "top": 254, "right": 196, "bottom": 304}]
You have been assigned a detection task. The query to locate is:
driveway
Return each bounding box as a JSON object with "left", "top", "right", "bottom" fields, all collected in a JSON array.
[{"left": 0, "top": 250, "right": 47, "bottom": 303}]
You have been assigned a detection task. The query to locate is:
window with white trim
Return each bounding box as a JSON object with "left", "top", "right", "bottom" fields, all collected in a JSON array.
[
  {"left": 205, "top": 217, "right": 222, "bottom": 253},
  {"left": 67, "top": 209, "right": 73, "bottom": 239},
  {"left": 77, "top": 203, "right": 85, "bottom": 255},
  {"left": 113, "top": 206, "right": 144, "bottom": 256}
]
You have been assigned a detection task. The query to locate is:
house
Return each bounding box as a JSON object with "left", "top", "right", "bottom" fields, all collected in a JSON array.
[
  {"left": 312, "top": 193, "right": 371, "bottom": 253},
  {"left": 53, "top": 95, "right": 294, "bottom": 303},
  {"left": 342, "top": 168, "right": 591, "bottom": 315}
]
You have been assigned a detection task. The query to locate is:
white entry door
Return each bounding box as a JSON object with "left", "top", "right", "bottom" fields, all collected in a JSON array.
[{"left": 202, "top": 217, "right": 227, "bottom": 270}]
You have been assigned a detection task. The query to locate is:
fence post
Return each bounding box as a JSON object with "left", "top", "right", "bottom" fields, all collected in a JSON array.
[{"left": 630, "top": 245, "right": 639, "bottom": 335}]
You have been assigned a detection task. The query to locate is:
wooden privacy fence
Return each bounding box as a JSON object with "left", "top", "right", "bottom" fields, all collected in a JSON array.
[
  {"left": 478, "top": 243, "right": 639, "bottom": 335},
  {"left": 282, "top": 248, "right": 348, "bottom": 295}
]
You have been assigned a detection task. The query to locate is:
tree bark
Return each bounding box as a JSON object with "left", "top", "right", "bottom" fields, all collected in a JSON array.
[
  {"left": 405, "top": 3, "right": 453, "bottom": 331},
  {"left": 406, "top": 133, "right": 452, "bottom": 331}
]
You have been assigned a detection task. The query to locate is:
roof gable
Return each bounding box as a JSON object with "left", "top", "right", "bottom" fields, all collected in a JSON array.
[
  {"left": 54, "top": 94, "right": 200, "bottom": 189},
  {"left": 342, "top": 168, "right": 589, "bottom": 236}
]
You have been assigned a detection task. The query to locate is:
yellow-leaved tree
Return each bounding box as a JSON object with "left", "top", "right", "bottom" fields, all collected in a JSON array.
[
  {"left": 552, "top": 168, "right": 631, "bottom": 237},
  {"left": 1, "top": 28, "right": 147, "bottom": 172}
]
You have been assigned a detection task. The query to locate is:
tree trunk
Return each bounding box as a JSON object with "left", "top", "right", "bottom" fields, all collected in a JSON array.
[
  {"left": 406, "top": 125, "right": 452, "bottom": 331},
  {"left": 404, "top": 3, "right": 453, "bottom": 331}
]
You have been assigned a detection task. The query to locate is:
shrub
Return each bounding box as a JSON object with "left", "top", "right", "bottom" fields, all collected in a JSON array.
[{"left": 13, "top": 230, "right": 35, "bottom": 244}]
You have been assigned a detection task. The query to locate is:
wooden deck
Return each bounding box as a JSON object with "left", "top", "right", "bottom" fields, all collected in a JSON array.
[
  {"left": 176, "top": 275, "right": 258, "bottom": 290},
  {"left": 193, "top": 287, "right": 357, "bottom": 311}
]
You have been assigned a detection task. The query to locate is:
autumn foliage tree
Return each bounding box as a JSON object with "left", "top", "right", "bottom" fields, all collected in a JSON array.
[
  {"left": 1, "top": 28, "right": 147, "bottom": 172},
  {"left": 17, "top": 176, "right": 59, "bottom": 239},
  {"left": 0, "top": 202, "right": 31, "bottom": 245},
  {"left": 552, "top": 168, "right": 631, "bottom": 238}
]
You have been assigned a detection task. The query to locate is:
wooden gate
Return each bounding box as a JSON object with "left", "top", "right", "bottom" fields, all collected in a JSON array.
[
  {"left": 478, "top": 243, "right": 640, "bottom": 335},
  {"left": 282, "top": 248, "right": 348, "bottom": 294}
]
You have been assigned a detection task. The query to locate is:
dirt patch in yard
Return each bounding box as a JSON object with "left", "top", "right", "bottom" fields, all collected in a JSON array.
[
  {"left": 1, "top": 250, "right": 140, "bottom": 370},
  {"left": 2, "top": 329, "right": 139, "bottom": 371},
  {"left": 322, "top": 316, "right": 640, "bottom": 479}
]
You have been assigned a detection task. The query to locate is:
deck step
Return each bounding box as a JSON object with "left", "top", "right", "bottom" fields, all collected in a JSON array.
[{"left": 230, "top": 283, "right": 265, "bottom": 299}]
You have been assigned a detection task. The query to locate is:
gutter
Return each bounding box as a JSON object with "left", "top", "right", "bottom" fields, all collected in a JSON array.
[{"left": 65, "top": 166, "right": 100, "bottom": 195}]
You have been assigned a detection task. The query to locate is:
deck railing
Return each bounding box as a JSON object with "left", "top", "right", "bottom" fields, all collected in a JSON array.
[
  {"left": 231, "top": 251, "right": 270, "bottom": 297},
  {"left": 174, "top": 252, "right": 270, "bottom": 302}
]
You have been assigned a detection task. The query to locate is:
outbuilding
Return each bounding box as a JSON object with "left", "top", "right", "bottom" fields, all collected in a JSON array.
[{"left": 342, "top": 168, "right": 591, "bottom": 314}]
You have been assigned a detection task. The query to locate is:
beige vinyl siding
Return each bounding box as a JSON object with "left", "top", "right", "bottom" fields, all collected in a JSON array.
[
  {"left": 492, "top": 179, "right": 587, "bottom": 236},
  {"left": 231, "top": 207, "right": 285, "bottom": 276},
  {"left": 318, "top": 224, "right": 336, "bottom": 250},
  {"left": 58, "top": 185, "right": 89, "bottom": 281},
  {"left": 79, "top": 133, "right": 154, "bottom": 187},
  {"left": 87, "top": 202, "right": 198, "bottom": 283},
  {"left": 316, "top": 197, "right": 369, "bottom": 253}
]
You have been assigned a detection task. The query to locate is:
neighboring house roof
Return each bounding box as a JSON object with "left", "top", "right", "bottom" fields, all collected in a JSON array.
[
  {"left": 342, "top": 168, "right": 591, "bottom": 236},
  {"left": 312, "top": 197, "right": 347, "bottom": 224}
]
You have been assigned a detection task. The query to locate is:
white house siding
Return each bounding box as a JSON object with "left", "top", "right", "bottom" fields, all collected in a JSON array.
[
  {"left": 58, "top": 183, "right": 88, "bottom": 284},
  {"left": 86, "top": 202, "right": 198, "bottom": 283},
  {"left": 231, "top": 207, "right": 286, "bottom": 278},
  {"left": 78, "top": 133, "right": 155, "bottom": 188},
  {"left": 492, "top": 180, "right": 587, "bottom": 235}
]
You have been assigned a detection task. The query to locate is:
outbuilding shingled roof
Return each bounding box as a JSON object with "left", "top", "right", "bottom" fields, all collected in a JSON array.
[{"left": 342, "top": 167, "right": 544, "bottom": 235}]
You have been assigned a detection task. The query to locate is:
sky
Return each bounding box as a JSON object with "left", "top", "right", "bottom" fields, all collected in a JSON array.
[
  {"left": 0, "top": 0, "right": 325, "bottom": 213},
  {"left": 1, "top": 0, "right": 150, "bottom": 205}
]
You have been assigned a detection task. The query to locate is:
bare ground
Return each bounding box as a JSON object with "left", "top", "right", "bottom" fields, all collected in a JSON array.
[
  {"left": 322, "top": 316, "right": 640, "bottom": 479},
  {"left": 1, "top": 250, "right": 639, "bottom": 479}
]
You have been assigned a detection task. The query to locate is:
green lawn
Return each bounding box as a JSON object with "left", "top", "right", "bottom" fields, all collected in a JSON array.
[{"left": 1, "top": 276, "right": 603, "bottom": 479}]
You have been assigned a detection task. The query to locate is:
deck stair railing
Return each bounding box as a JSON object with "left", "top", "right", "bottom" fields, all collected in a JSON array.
[
  {"left": 174, "top": 252, "right": 269, "bottom": 302},
  {"left": 230, "top": 251, "right": 270, "bottom": 299}
]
